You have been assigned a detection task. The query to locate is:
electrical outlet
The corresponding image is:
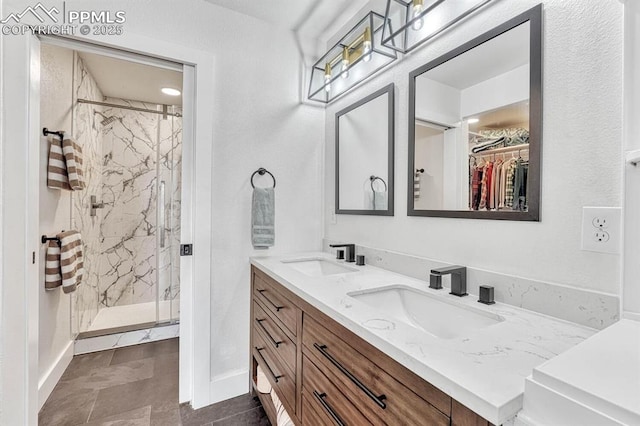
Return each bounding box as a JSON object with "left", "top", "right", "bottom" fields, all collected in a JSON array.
[{"left": 581, "top": 207, "right": 621, "bottom": 254}]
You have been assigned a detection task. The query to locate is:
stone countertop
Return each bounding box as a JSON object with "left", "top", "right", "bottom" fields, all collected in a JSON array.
[{"left": 250, "top": 252, "right": 596, "bottom": 425}]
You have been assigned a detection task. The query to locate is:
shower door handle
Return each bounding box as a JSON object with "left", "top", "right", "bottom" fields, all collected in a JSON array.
[{"left": 160, "top": 181, "right": 166, "bottom": 248}]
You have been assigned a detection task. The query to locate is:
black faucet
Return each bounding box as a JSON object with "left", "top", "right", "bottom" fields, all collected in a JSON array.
[
  {"left": 329, "top": 244, "right": 356, "bottom": 263},
  {"left": 429, "top": 265, "right": 467, "bottom": 297}
]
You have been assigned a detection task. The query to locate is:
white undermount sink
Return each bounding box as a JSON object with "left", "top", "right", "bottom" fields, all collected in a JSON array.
[
  {"left": 281, "top": 258, "right": 358, "bottom": 277},
  {"left": 348, "top": 285, "right": 504, "bottom": 339}
]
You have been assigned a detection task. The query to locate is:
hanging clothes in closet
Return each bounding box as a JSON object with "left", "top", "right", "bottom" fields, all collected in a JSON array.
[{"left": 469, "top": 154, "right": 528, "bottom": 212}]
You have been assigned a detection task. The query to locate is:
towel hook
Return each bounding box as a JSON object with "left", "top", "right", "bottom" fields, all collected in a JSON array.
[
  {"left": 41, "top": 235, "right": 62, "bottom": 246},
  {"left": 251, "top": 167, "right": 276, "bottom": 189},
  {"left": 43, "top": 128, "right": 65, "bottom": 140},
  {"left": 369, "top": 175, "right": 387, "bottom": 192}
]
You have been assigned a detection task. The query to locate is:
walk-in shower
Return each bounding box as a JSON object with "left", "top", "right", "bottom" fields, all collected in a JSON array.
[{"left": 68, "top": 52, "right": 183, "bottom": 338}]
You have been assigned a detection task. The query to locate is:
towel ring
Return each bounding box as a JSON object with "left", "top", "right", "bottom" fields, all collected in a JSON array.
[
  {"left": 370, "top": 175, "right": 387, "bottom": 192},
  {"left": 251, "top": 168, "right": 276, "bottom": 189}
]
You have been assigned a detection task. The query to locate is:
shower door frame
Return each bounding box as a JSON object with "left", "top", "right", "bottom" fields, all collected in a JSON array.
[{"left": 2, "top": 31, "right": 214, "bottom": 424}]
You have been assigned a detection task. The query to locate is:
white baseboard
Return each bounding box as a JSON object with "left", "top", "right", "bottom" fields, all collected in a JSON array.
[
  {"left": 208, "top": 369, "right": 249, "bottom": 407},
  {"left": 38, "top": 340, "right": 74, "bottom": 410}
]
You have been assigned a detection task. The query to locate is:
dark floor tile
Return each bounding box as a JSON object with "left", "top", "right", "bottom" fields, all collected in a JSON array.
[
  {"left": 47, "top": 358, "right": 155, "bottom": 404},
  {"left": 60, "top": 350, "right": 115, "bottom": 381},
  {"left": 110, "top": 344, "right": 146, "bottom": 365},
  {"left": 212, "top": 406, "right": 270, "bottom": 426},
  {"left": 83, "top": 405, "right": 151, "bottom": 426},
  {"left": 150, "top": 407, "right": 183, "bottom": 426},
  {"left": 141, "top": 338, "right": 179, "bottom": 358},
  {"left": 38, "top": 389, "right": 98, "bottom": 426},
  {"left": 89, "top": 372, "right": 178, "bottom": 422},
  {"left": 153, "top": 352, "right": 179, "bottom": 379},
  {"left": 180, "top": 394, "right": 261, "bottom": 426}
]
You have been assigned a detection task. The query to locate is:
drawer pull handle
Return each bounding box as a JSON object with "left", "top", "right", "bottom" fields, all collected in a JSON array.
[
  {"left": 256, "top": 319, "right": 283, "bottom": 348},
  {"left": 255, "top": 347, "right": 283, "bottom": 383},
  {"left": 257, "top": 289, "right": 284, "bottom": 312},
  {"left": 313, "top": 391, "right": 345, "bottom": 426},
  {"left": 314, "top": 343, "right": 387, "bottom": 409}
]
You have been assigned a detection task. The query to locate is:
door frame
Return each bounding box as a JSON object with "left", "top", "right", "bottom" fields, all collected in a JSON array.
[{"left": 1, "top": 31, "right": 215, "bottom": 424}]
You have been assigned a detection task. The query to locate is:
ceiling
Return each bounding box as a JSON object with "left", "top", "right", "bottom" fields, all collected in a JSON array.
[
  {"left": 469, "top": 100, "right": 530, "bottom": 131},
  {"left": 420, "top": 22, "right": 530, "bottom": 90},
  {"left": 79, "top": 52, "right": 183, "bottom": 106},
  {"left": 203, "top": 0, "right": 371, "bottom": 42}
]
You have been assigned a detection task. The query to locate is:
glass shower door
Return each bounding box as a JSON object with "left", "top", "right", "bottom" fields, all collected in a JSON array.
[{"left": 157, "top": 108, "right": 182, "bottom": 324}]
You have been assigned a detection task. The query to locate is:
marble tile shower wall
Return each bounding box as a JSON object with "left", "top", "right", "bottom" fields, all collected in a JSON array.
[
  {"left": 71, "top": 54, "right": 104, "bottom": 334},
  {"left": 99, "top": 98, "right": 182, "bottom": 311}
]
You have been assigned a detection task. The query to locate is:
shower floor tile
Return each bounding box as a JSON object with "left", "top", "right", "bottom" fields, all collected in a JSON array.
[
  {"left": 86, "top": 300, "right": 175, "bottom": 332},
  {"left": 39, "top": 339, "right": 269, "bottom": 425}
]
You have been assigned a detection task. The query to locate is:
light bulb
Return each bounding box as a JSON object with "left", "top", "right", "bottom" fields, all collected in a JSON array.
[
  {"left": 412, "top": 0, "right": 424, "bottom": 31},
  {"left": 324, "top": 63, "right": 331, "bottom": 93},
  {"left": 341, "top": 46, "right": 350, "bottom": 79},
  {"left": 363, "top": 27, "right": 372, "bottom": 62}
]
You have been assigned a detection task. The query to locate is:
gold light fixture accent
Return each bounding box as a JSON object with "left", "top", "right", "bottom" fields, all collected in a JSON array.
[
  {"left": 324, "top": 63, "right": 332, "bottom": 92},
  {"left": 341, "top": 46, "right": 350, "bottom": 79},
  {"left": 411, "top": 0, "right": 425, "bottom": 31},
  {"left": 308, "top": 11, "right": 398, "bottom": 103}
]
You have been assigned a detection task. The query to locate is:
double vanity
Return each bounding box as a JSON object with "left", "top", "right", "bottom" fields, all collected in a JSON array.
[{"left": 249, "top": 253, "right": 594, "bottom": 425}]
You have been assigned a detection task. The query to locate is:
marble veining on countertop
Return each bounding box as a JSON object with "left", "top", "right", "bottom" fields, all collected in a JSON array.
[{"left": 250, "top": 252, "right": 596, "bottom": 425}]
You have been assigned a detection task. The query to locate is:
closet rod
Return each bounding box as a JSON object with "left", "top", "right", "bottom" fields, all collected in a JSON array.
[
  {"left": 472, "top": 143, "right": 529, "bottom": 156},
  {"left": 76, "top": 99, "right": 182, "bottom": 117}
]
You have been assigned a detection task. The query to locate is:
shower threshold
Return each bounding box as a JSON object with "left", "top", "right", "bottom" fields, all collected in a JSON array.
[{"left": 77, "top": 300, "right": 178, "bottom": 339}]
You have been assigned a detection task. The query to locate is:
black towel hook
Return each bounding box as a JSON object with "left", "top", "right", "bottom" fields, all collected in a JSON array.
[
  {"left": 43, "top": 128, "right": 65, "bottom": 140},
  {"left": 369, "top": 175, "right": 387, "bottom": 192},
  {"left": 251, "top": 168, "right": 276, "bottom": 189}
]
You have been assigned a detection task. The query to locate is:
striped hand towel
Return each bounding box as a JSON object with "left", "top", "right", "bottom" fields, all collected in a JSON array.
[
  {"left": 45, "top": 231, "right": 83, "bottom": 293},
  {"left": 47, "top": 132, "right": 85, "bottom": 191}
]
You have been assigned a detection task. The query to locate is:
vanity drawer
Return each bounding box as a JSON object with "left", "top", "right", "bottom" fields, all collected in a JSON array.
[
  {"left": 301, "top": 393, "right": 333, "bottom": 426},
  {"left": 253, "top": 272, "right": 297, "bottom": 337},
  {"left": 303, "top": 315, "right": 449, "bottom": 426},
  {"left": 253, "top": 327, "right": 296, "bottom": 414},
  {"left": 253, "top": 300, "right": 296, "bottom": 374},
  {"left": 302, "top": 355, "right": 372, "bottom": 426}
]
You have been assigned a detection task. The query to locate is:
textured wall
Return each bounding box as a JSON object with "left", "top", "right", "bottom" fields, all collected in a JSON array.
[
  {"left": 325, "top": 0, "right": 623, "bottom": 295},
  {"left": 38, "top": 44, "right": 74, "bottom": 385}
]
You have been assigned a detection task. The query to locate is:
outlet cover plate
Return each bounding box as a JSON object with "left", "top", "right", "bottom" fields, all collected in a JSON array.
[{"left": 581, "top": 207, "right": 621, "bottom": 254}]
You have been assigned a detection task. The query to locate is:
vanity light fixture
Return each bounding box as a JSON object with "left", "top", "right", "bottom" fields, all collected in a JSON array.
[
  {"left": 308, "top": 11, "right": 397, "bottom": 104},
  {"left": 341, "top": 46, "right": 350, "bottom": 79},
  {"left": 381, "top": 0, "right": 495, "bottom": 53},
  {"left": 161, "top": 87, "right": 181, "bottom": 96}
]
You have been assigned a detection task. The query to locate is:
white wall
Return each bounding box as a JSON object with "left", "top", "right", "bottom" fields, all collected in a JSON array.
[
  {"left": 414, "top": 126, "right": 444, "bottom": 210},
  {"left": 460, "top": 64, "right": 529, "bottom": 118},
  {"left": 415, "top": 77, "right": 461, "bottom": 125},
  {"left": 38, "top": 44, "right": 74, "bottom": 404},
  {"left": 623, "top": 0, "right": 640, "bottom": 319},
  {"left": 325, "top": 0, "right": 623, "bottom": 295}
]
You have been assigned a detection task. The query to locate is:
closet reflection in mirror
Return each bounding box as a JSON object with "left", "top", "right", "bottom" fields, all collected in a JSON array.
[
  {"left": 336, "top": 84, "right": 394, "bottom": 215},
  {"left": 408, "top": 5, "right": 541, "bottom": 221}
]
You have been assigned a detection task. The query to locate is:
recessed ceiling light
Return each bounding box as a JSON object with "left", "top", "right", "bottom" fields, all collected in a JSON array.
[
  {"left": 161, "top": 87, "right": 181, "bottom": 96},
  {"left": 467, "top": 118, "right": 479, "bottom": 124}
]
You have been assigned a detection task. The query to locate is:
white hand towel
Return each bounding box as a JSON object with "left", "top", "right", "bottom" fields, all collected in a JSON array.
[{"left": 256, "top": 365, "right": 272, "bottom": 394}]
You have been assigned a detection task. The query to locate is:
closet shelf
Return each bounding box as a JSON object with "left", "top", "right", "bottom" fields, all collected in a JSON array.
[{"left": 471, "top": 143, "right": 530, "bottom": 156}]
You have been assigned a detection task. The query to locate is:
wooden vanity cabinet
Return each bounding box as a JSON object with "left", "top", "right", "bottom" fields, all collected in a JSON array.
[{"left": 250, "top": 266, "right": 493, "bottom": 426}]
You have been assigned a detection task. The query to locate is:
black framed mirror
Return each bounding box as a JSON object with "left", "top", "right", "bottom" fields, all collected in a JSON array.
[
  {"left": 336, "top": 83, "right": 395, "bottom": 215},
  {"left": 408, "top": 5, "right": 542, "bottom": 220}
]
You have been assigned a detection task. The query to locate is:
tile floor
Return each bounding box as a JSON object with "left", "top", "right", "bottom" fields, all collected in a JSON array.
[{"left": 39, "top": 339, "right": 269, "bottom": 425}]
